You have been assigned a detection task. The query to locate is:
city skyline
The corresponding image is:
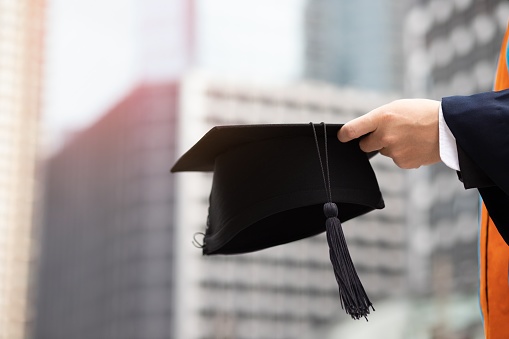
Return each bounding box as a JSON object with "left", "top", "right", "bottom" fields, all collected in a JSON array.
[{"left": 31, "top": 0, "right": 508, "bottom": 338}]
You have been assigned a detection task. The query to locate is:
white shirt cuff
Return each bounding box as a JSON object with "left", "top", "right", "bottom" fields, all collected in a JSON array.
[{"left": 438, "top": 104, "right": 460, "bottom": 171}]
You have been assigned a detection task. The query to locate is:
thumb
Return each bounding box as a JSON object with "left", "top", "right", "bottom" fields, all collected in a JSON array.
[{"left": 337, "top": 111, "right": 379, "bottom": 143}]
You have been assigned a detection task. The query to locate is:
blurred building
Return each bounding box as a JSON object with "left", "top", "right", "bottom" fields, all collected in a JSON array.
[
  {"left": 34, "top": 83, "right": 178, "bottom": 339},
  {"left": 405, "top": 0, "right": 509, "bottom": 98},
  {"left": 34, "top": 0, "right": 195, "bottom": 337},
  {"left": 0, "top": 1, "right": 45, "bottom": 338},
  {"left": 36, "top": 71, "right": 406, "bottom": 339},
  {"left": 303, "top": 0, "right": 405, "bottom": 92},
  {"left": 175, "top": 73, "right": 405, "bottom": 339},
  {"left": 403, "top": 0, "right": 509, "bottom": 297}
]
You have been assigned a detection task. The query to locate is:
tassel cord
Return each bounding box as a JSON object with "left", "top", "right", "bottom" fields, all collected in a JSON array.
[
  {"left": 310, "top": 123, "right": 332, "bottom": 202},
  {"left": 310, "top": 122, "right": 374, "bottom": 320}
]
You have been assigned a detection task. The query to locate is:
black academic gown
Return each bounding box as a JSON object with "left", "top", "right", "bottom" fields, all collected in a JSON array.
[{"left": 442, "top": 89, "right": 509, "bottom": 245}]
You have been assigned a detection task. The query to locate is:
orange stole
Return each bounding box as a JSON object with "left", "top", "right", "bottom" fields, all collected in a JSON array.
[{"left": 479, "top": 22, "right": 509, "bottom": 339}]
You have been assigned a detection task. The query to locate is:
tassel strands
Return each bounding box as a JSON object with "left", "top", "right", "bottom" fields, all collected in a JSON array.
[{"left": 310, "top": 123, "right": 374, "bottom": 320}]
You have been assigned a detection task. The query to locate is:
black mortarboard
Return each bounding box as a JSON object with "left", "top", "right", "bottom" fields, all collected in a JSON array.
[{"left": 172, "top": 123, "right": 385, "bottom": 319}]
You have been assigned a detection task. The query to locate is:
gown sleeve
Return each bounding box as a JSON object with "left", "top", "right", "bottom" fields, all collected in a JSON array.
[{"left": 442, "top": 89, "right": 509, "bottom": 244}]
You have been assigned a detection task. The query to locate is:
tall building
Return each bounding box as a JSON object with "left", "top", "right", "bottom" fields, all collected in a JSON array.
[
  {"left": 405, "top": 0, "right": 509, "bottom": 99},
  {"left": 0, "top": 1, "right": 45, "bottom": 338},
  {"left": 403, "top": 0, "right": 509, "bottom": 297},
  {"left": 304, "top": 0, "right": 405, "bottom": 91},
  {"left": 175, "top": 73, "right": 405, "bottom": 339},
  {"left": 34, "top": 83, "right": 179, "bottom": 339},
  {"left": 34, "top": 0, "right": 194, "bottom": 337}
]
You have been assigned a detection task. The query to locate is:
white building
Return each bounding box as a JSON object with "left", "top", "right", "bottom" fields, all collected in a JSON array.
[{"left": 174, "top": 72, "right": 405, "bottom": 339}]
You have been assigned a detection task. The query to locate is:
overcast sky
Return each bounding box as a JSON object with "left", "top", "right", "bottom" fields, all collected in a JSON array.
[{"left": 43, "top": 0, "right": 304, "bottom": 149}]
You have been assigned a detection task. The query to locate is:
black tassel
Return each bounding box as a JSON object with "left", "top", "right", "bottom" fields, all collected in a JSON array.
[
  {"left": 324, "top": 202, "right": 374, "bottom": 320},
  {"left": 310, "top": 122, "right": 374, "bottom": 320}
]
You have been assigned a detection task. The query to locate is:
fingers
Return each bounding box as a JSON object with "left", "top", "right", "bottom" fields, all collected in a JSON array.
[
  {"left": 358, "top": 132, "right": 385, "bottom": 153},
  {"left": 337, "top": 111, "right": 379, "bottom": 143},
  {"left": 338, "top": 98, "right": 441, "bottom": 169},
  {"left": 337, "top": 109, "right": 384, "bottom": 152}
]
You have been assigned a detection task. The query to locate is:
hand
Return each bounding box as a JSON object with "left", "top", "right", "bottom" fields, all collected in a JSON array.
[{"left": 337, "top": 99, "right": 441, "bottom": 169}]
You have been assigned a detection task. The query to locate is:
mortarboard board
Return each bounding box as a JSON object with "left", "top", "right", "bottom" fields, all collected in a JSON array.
[{"left": 172, "top": 123, "right": 385, "bottom": 319}]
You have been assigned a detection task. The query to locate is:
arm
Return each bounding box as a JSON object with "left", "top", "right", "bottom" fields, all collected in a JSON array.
[
  {"left": 442, "top": 90, "right": 509, "bottom": 243},
  {"left": 338, "top": 93, "right": 509, "bottom": 190},
  {"left": 442, "top": 89, "right": 509, "bottom": 195},
  {"left": 339, "top": 93, "right": 509, "bottom": 243}
]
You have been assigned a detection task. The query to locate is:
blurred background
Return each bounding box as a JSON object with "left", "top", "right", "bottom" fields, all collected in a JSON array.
[{"left": 1, "top": 0, "right": 509, "bottom": 338}]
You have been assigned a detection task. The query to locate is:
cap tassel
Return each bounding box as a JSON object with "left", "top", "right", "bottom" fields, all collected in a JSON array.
[
  {"left": 310, "top": 122, "right": 374, "bottom": 320},
  {"left": 324, "top": 202, "right": 374, "bottom": 320}
]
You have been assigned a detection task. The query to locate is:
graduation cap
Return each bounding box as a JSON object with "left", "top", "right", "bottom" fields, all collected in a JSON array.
[{"left": 172, "top": 123, "right": 384, "bottom": 319}]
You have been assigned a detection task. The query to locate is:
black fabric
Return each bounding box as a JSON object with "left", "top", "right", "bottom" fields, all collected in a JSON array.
[
  {"left": 455, "top": 144, "right": 494, "bottom": 189},
  {"left": 172, "top": 124, "right": 384, "bottom": 255},
  {"left": 479, "top": 186, "right": 509, "bottom": 245},
  {"left": 442, "top": 90, "right": 509, "bottom": 245}
]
